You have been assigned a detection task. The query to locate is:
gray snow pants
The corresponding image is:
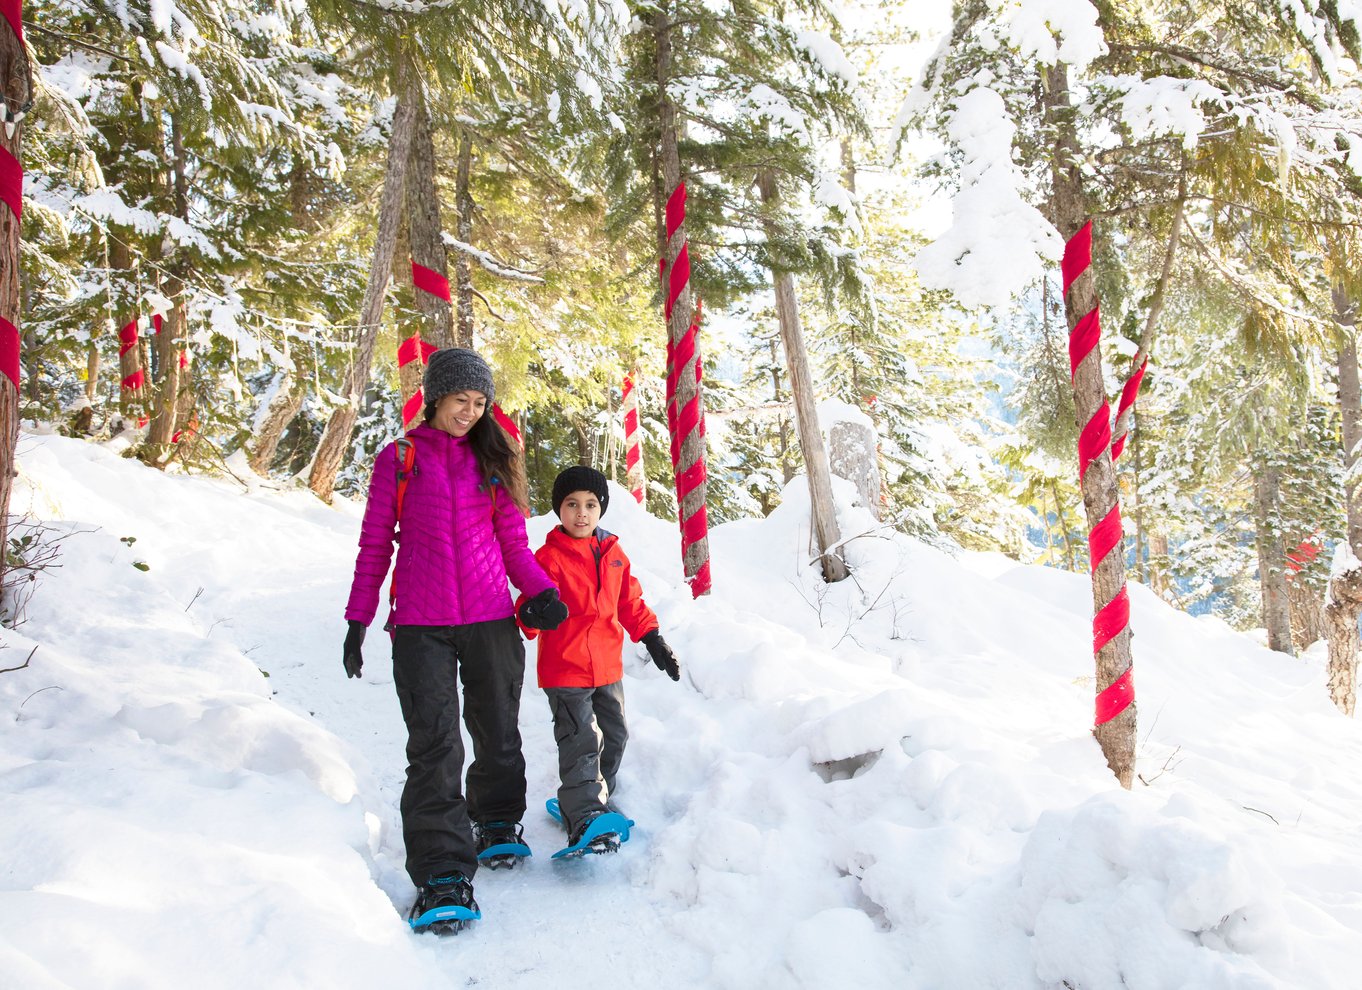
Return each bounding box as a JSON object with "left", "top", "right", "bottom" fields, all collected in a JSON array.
[
  {"left": 544, "top": 680, "right": 628, "bottom": 835},
  {"left": 391, "top": 618, "right": 527, "bottom": 886}
]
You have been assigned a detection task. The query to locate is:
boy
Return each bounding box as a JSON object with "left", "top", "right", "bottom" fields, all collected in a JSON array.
[{"left": 517, "top": 466, "right": 681, "bottom": 852}]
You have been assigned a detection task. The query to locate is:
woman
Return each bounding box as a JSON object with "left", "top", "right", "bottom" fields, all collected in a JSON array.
[{"left": 341, "top": 347, "right": 567, "bottom": 934}]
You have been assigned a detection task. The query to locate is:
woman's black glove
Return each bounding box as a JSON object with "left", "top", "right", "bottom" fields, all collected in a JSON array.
[
  {"left": 343, "top": 620, "right": 366, "bottom": 679},
  {"left": 519, "top": 588, "right": 568, "bottom": 630},
  {"left": 641, "top": 629, "right": 681, "bottom": 681}
]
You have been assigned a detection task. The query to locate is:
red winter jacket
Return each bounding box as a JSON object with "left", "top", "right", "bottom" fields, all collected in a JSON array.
[
  {"left": 518, "top": 526, "right": 657, "bottom": 689},
  {"left": 345, "top": 423, "right": 554, "bottom": 628}
]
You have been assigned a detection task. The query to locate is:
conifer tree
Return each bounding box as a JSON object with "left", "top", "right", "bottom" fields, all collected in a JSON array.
[
  {"left": 614, "top": 0, "right": 868, "bottom": 583},
  {"left": 0, "top": 1, "right": 30, "bottom": 584},
  {"left": 304, "top": 0, "right": 621, "bottom": 498}
]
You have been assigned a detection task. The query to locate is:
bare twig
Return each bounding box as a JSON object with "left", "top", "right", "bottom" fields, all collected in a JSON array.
[
  {"left": 787, "top": 575, "right": 827, "bottom": 628},
  {"left": 1242, "top": 806, "right": 1280, "bottom": 825},
  {"left": 1136, "top": 745, "right": 1182, "bottom": 786},
  {"left": 24, "top": 22, "right": 134, "bottom": 63},
  {"left": 0, "top": 644, "right": 37, "bottom": 674},
  {"left": 470, "top": 287, "right": 507, "bottom": 321},
  {"left": 833, "top": 571, "right": 900, "bottom": 649},
  {"left": 185, "top": 587, "right": 205, "bottom": 612}
]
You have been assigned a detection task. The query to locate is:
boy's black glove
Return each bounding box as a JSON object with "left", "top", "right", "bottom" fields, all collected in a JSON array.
[
  {"left": 519, "top": 588, "right": 568, "bottom": 630},
  {"left": 641, "top": 629, "right": 681, "bottom": 681},
  {"left": 343, "top": 620, "right": 365, "bottom": 679}
]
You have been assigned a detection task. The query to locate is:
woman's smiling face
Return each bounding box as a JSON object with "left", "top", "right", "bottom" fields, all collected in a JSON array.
[{"left": 432, "top": 390, "right": 487, "bottom": 437}]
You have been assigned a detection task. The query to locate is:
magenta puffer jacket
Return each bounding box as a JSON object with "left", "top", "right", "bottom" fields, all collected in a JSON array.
[{"left": 344, "top": 423, "right": 555, "bottom": 628}]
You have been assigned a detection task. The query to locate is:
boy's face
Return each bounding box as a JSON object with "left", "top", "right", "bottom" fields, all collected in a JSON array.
[{"left": 558, "top": 491, "right": 602, "bottom": 539}]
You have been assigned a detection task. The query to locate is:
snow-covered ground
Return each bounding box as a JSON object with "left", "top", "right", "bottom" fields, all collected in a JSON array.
[{"left": 2, "top": 429, "right": 1360, "bottom": 989}]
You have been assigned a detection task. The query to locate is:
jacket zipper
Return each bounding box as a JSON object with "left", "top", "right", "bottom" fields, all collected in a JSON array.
[{"left": 592, "top": 536, "right": 603, "bottom": 594}]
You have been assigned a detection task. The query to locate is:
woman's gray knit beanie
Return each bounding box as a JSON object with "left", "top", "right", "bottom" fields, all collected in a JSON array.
[{"left": 423, "top": 348, "right": 495, "bottom": 408}]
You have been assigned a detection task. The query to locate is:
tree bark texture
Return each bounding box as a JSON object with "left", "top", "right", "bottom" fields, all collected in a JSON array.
[
  {"left": 0, "top": 18, "right": 23, "bottom": 585},
  {"left": 1251, "top": 454, "right": 1294, "bottom": 654},
  {"left": 454, "top": 128, "right": 475, "bottom": 349},
  {"left": 1334, "top": 285, "right": 1362, "bottom": 556},
  {"left": 1148, "top": 532, "right": 1171, "bottom": 599},
  {"left": 405, "top": 80, "right": 454, "bottom": 350},
  {"left": 1326, "top": 563, "right": 1362, "bottom": 716},
  {"left": 654, "top": 8, "right": 711, "bottom": 590},
  {"left": 308, "top": 63, "right": 418, "bottom": 501},
  {"left": 1043, "top": 62, "right": 1136, "bottom": 788},
  {"left": 1287, "top": 578, "right": 1325, "bottom": 652}
]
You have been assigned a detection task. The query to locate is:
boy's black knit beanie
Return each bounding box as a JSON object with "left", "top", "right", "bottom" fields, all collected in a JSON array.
[
  {"left": 552, "top": 466, "right": 609, "bottom": 518},
  {"left": 423, "top": 348, "right": 495, "bottom": 411}
]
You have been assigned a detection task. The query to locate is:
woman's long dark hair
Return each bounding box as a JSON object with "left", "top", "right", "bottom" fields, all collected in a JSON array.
[
  {"left": 469, "top": 412, "right": 529, "bottom": 511},
  {"left": 424, "top": 402, "right": 528, "bottom": 511}
]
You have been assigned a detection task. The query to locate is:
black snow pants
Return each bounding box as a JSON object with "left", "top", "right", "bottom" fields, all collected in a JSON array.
[
  {"left": 544, "top": 680, "right": 628, "bottom": 835},
  {"left": 391, "top": 618, "right": 527, "bottom": 885}
]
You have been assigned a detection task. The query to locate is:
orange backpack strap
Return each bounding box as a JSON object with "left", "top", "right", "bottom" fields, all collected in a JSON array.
[
  {"left": 386, "top": 435, "right": 417, "bottom": 633},
  {"left": 394, "top": 437, "right": 416, "bottom": 519}
]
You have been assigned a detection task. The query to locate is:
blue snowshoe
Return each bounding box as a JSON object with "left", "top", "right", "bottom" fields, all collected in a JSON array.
[
  {"left": 408, "top": 874, "right": 480, "bottom": 935},
  {"left": 475, "top": 820, "right": 531, "bottom": 870},
  {"left": 549, "top": 807, "right": 635, "bottom": 860}
]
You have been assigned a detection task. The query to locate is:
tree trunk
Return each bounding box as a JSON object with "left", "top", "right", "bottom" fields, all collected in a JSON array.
[
  {"left": 1132, "top": 417, "right": 1145, "bottom": 581},
  {"left": 0, "top": 17, "right": 23, "bottom": 585},
  {"left": 146, "top": 290, "right": 186, "bottom": 453},
  {"left": 308, "top": 61, "right": 419, "bottom": 501},
  {"left": 654, "top": 7, "right": 711, "bottom": 591},
  {"left": 1112, "top": 192, "right": 1184, "bottom": 448},
  {"left": 454, "top": 128, "right": 475, "bottom": 349},
  {"left": 1326, "top": 560, "right": 1362, "bottom": 715},
  {"left": 1251, "top": 453, "right": 1294, "bottom": 654},
  {"left": 1334, "top": 285, "right": 1362, "bottom": 555},
  {"left": 85, "top": 339, "right": 99, "bottom": 403},
  {"left": 769, "top": 338, "right": 794, "bottom": 484},
  {"left": 1043, "top": 62, "right": 1136, "bottom": 788},
  {"left": 573, "top": 417, "right": 591, "bottom": 467},
  {"left": 623, "top": 364, "right": 647, "bottom": 503},
  {"left": 1050, "top": 478, "right": 1076, "bottom": 573},
  {"left": 1148, "top": 531, "right": 1170, "bottom": 598},
  {"left": 109, "top": 238, "right": 144, "bottom": 420},
  {"left": 146, "top": 112, "right": 191, "bottom": 457},
  {"left": 757, "top": 170, "right": 847, "bottom": 581},
  {"left": 406, "top": 80, "right": 454, "bottom": 350},
  {"left": 1288, "top": 578, "right": 1325, "bottom": 652},
  {"left": 1327, "top": 285, "right": 1362, "bottom": 709}
]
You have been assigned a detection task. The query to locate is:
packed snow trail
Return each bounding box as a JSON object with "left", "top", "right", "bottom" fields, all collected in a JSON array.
[{"left": 4, "top": 431, "right": 1362, "bottom": 988}]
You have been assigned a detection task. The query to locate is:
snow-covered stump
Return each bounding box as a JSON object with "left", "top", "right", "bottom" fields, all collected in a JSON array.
[
  {"left": 829, "top": 421, "right": 880, "bottom": 519},
  {"left": 817, "top": 408, "right": 882, "bottom": 520},
  {"left": 825, "top": 403, "right": 881, "bottom": 521},
  {"left": 248, "top": 366, "right": 303, "bottom": 476},
  {"left": 1326, "top": 544, "right": 1362, "bottom": 716}
]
